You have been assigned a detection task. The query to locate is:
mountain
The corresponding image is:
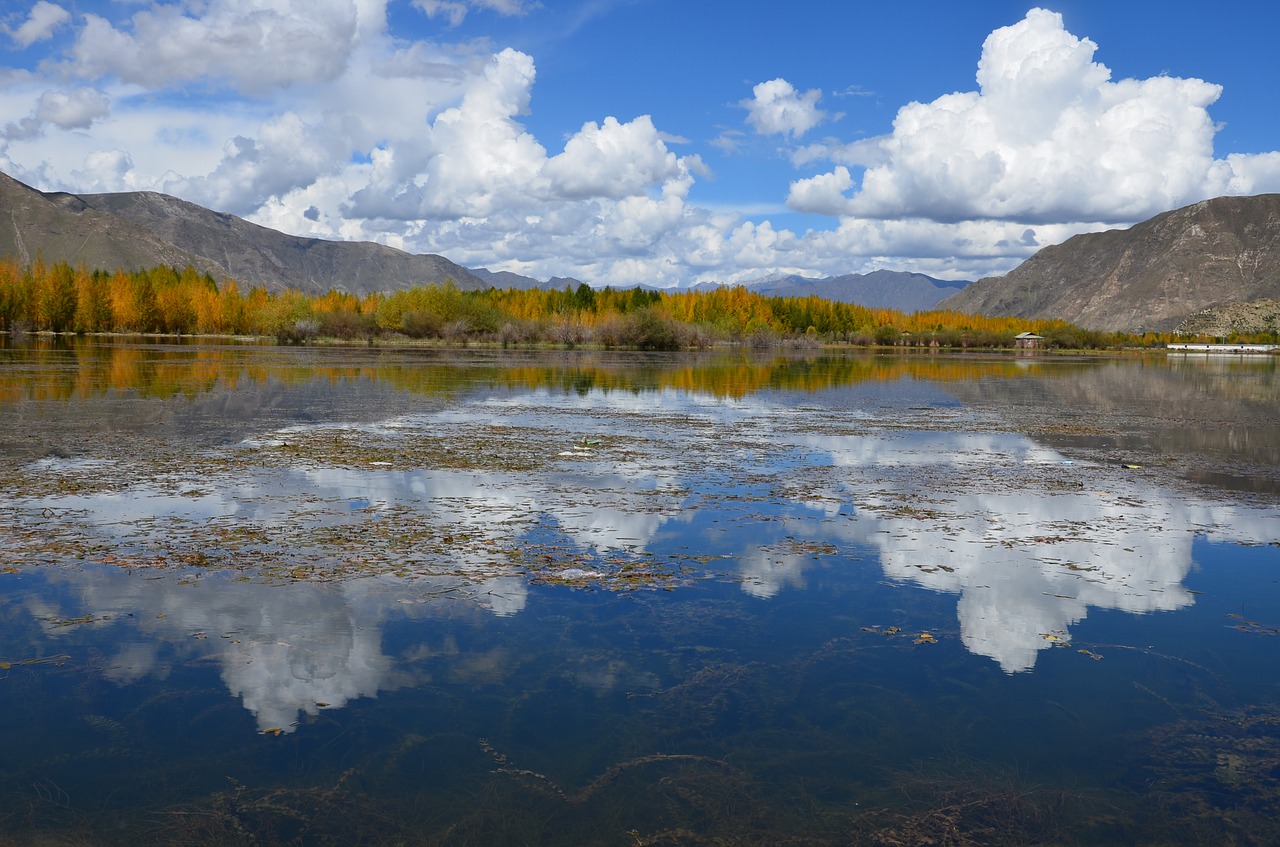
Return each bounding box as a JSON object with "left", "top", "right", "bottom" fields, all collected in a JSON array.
[
  {"left": 744, "top": 271, "right": 971, "bottom": 312},
  {"left": 3, "top": 170, "right": 974, "bottom": 305},
  {"left": 0, "top": 172, "right": 485, "bottom": 295},
  {"left": 79, "top": 189, "right": 486, "bottom": 295},
  {"left": 1175, "top": 299, "right": 1280, "bottom": 336},
  {"left": 0, "top": 172, "right": 223, "bottom": 278},
  {"left": 467, "top": 268, "right": 591, "bottom": 290},
  {"left": 940, "top": 194, "right": 1280, "bottom": 333},
  {"left": 469, "top": 268, "right": 541, "bottom": 289},
  {"left": 547, "top": 276, "right": 590, "bottom": 290}
]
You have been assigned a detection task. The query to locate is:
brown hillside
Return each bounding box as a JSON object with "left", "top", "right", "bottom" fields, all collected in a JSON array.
[
  {"left": 940, "top": 195, "right": 1280, "bottom": 333},
  {"left": 80, "top": 190, "right": 486, "bottom": 295},
  {"left": 0, "top": 172, "right": 222, "bottom": 278},
  {"left": 0, "top": 172, "right": 485, "bottom": 295}
]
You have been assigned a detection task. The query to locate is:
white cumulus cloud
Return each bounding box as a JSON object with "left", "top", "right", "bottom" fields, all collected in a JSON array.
[
  {"left": 544, "top": 116, "right": 682, "bottom": 199},
  {"left": 743, "top": 78, "right": 826, "bottom": 138},
  {"left": 4, "top": 3, "right": 1280, "bottom": 289},
  {"left": 68, "top": 0, "right": 362, "bottom": 93},
  {"left": 346, "top": 47, "right": 548, "bottom": 221},
  {"left": 789, "top": 8, "right": 1280, "bottom": 225},
  {"left": 35, "top": 87, "right": 109, "bottom": 129},
  {"left": 7, "top": 1, "right": 70, "bottom": 48}
]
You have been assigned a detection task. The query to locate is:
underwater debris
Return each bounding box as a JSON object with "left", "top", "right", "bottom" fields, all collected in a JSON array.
[
  {"left": 478, "top": 737, "right": 739, "bottom": 805},
  {"left": 1144, "top": 704, "right": 1280, "bottom": 844}
]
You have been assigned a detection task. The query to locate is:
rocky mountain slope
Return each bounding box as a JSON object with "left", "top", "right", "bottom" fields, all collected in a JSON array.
[
  {"left": 940, "top": 194, "right": 1280, "bottom": 333},
  {"left": 0, "top": 172, "right": 222, "bottom": 278},
  {"left": 0, "top": 172, "right": 484, "bottom": 295},
  {"left": 1174, "top": 299, "right": 1280, "bottom": 337}
]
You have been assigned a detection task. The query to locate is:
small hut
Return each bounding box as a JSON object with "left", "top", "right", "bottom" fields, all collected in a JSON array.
[{"left": 1015, "top": 331, "right": 1045, "bottom": 350}]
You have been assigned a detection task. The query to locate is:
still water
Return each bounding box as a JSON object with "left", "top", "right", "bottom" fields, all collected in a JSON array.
[{"left": 0, "top": 340, "right": 1277, "bottom": 845}]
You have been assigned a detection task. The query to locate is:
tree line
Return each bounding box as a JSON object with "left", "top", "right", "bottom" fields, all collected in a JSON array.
[{"left": 1, "top": 256, "right": 1259, "bottom": 349}]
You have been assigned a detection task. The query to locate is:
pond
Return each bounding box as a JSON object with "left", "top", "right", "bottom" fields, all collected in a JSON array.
[{"left": 0, "top": 339, "right": 1277, "bottom": 846}]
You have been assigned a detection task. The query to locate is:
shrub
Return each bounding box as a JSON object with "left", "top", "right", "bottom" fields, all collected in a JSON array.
[
  {"left": 401, "top": 310, "right": 442, "bottom": 339},
  {"left": 746, "top": 327, "right": 779, "bottom": 349},
  {"left": 318, "top": 310, "right": 365, "bottom": 340},
  {"left": 621, "top": 307, "right": 680, "bottom": 350},
  {"left": 499, "top": 320, "right": 538, "bottom": 347},
  {"left": 873, "top": 324, "right": 900, "bottom": 346},
  {"left": 277, "top": 318, "right": 320, "bottom": 345},
  {"left": 550, "top": 318, "right": 589, "bottom": 348},
  {"left": 441, "top": 318, "right": 472, "bottom": 344},
  {"left": 676, "top": 322, "right": 721, "bottom": 349},
  {"left": 594, "top": 315, "right": 626, "bottom": 348}
]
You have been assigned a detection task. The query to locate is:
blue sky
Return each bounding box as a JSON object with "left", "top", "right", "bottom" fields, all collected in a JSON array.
[{"left": 2, "top": 1, "right": 1278, "bottom": 287}]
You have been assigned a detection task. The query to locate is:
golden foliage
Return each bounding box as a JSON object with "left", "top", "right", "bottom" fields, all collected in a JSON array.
[{"left": 2, "top": 258, "right": 1271, "bottom": 347}]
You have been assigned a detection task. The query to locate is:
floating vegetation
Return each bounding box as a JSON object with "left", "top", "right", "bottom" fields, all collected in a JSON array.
[
  {"left": 0, "top": 653, "right": 70, "bottom": 671},
  {"left": 44, "top": 613, "right": 112, "bottom": 628},
  {"left": 1227, "top": 613, "right": 1280, "bottom": 636}
]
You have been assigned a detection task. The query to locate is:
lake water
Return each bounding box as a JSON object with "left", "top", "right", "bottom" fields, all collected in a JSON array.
[{"left": 0, "top": 339, "right": 1277, "bottom": 846}]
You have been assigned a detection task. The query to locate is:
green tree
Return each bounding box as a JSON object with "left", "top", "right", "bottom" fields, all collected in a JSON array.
[{"left": 572, "top": 282, "right": 597, "bottom": 312}]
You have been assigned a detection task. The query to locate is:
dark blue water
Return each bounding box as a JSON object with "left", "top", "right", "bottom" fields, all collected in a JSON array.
[{"left": 0, "top": 342, "right": 1277, "bottom": 845}]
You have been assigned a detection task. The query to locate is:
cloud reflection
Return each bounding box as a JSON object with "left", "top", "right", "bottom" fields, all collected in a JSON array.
[
  {"left": 15, "top": 377, "right": 1280, "bottom": 729},
  {"left": 787, "top": 430, "right": 1277, "bottom": 672},
  {"left": 30, "top": 569, "right": 517, "bottom": 733}
]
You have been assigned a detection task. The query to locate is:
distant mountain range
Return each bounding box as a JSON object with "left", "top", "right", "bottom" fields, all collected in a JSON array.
[
  {"left": 470, "top": 266, "right": 966, "bottom": 311},
  {"left": 468, "top": 268, "right": 587, "bottom": 291},
  {"left": 733, "top": 271, "right": 971, "bottom": 311},
  {"left": 941, "top": 194, "right": 1280, "bottom": 333},
  {"left": 0, "top": 171, "right": 970, "bottom": 311},
  {"left": 6, "top": 170, "right": 1276, "bottom": 333}
]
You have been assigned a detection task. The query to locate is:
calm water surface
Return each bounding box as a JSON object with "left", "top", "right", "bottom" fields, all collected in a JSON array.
[{"left": 0, "top": 340, "right": 1277, "bottom": 845}]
